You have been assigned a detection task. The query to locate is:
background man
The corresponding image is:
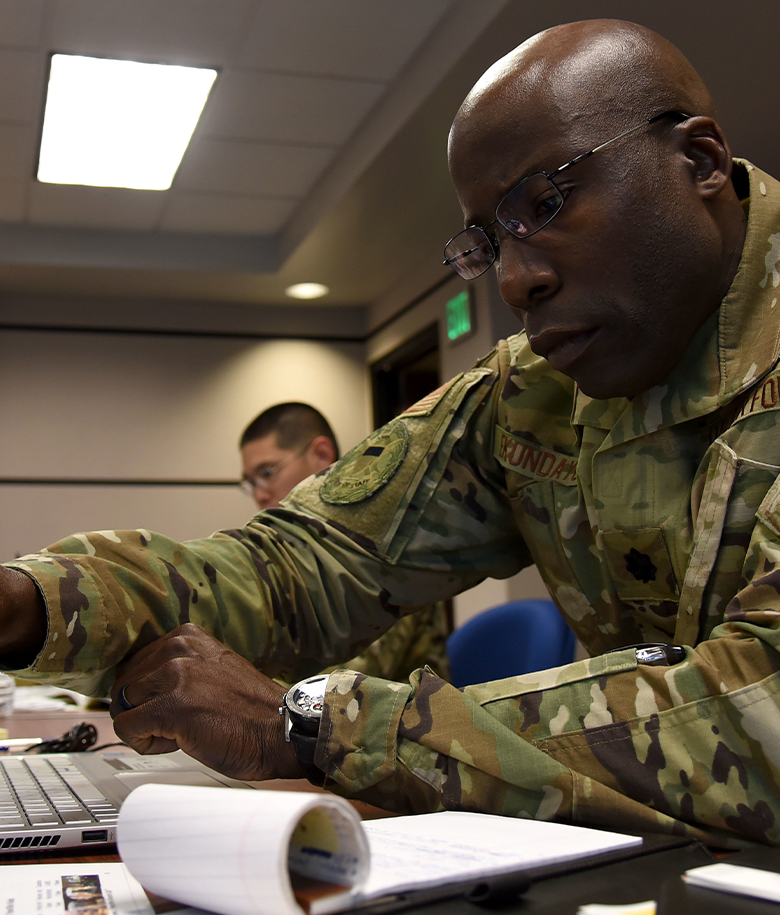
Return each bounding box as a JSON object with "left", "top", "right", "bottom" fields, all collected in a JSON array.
[
  {"left": 239, "top": 402, "right": 340, "bottom": 512},
  {"left": 239, "top": 401, "right": 451, "bottom": 681},
  {"left": 0, "top": 19, "right": 777, "bottom": 847}
]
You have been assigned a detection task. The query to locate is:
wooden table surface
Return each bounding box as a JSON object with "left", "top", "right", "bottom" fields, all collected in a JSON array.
[{"left": 1, "top": 704, "right": 117, "bottom": 744}]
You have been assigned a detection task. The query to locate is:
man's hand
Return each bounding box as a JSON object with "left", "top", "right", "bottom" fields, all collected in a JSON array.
[
  {"left": 110, "top": 623, "right": 305, "bottom": 782},
  {"left": 0, "top": 567, "right": 47, "bottom": 663}
]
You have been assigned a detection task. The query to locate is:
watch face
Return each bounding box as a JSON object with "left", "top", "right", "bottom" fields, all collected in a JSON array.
[{"left": 286, "top": 674, "right": 329, "bottom": 721}]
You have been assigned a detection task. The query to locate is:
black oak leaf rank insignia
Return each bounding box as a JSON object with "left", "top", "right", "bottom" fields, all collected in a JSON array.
[{"left": 624, "top": 548, "right": 658, "bottom": 583}]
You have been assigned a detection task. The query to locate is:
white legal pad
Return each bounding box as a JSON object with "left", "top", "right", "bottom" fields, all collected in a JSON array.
[{"left": 117, "top": 783, "right": 643, "bottom": 915}]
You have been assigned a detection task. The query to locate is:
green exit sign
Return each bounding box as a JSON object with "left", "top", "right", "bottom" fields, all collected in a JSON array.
[{"left": 446, "top": 290, "right": 475, "bottom": 342}]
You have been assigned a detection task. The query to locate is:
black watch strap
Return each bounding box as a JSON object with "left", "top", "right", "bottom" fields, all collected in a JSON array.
[
  {"left": 289, "top": 726, "right": 327, "bottom": 786},
  {"left": 280, "top": 675, "right": 328, "bottom": 787}
]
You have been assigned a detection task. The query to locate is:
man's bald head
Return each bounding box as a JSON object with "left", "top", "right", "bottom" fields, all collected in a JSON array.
[
  {"left": 450, "top": 19, "right": 715, "bottom": 164},
  {"left": 445, "top": 18, "right": 747, "bottom": 400}
]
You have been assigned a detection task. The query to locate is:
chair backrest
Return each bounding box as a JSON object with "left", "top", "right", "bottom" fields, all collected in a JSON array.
[{"left": 446, "top": 599, "right": 576, "bottom": 688}]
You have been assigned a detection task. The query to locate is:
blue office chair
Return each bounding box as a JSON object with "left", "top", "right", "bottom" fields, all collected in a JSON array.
[{"left": 446, "top": 599, "right": 577, "bottom": 687}]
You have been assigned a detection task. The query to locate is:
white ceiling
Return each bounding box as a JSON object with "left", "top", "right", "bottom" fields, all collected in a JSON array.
[{"left": 0, "top": 0, "right": 775, "bottom": 318}]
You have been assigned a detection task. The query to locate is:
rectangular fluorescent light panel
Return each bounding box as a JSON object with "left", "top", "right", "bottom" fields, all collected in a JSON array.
[{"left": 37, "top": 54, "right": 217, "bottom": 191}]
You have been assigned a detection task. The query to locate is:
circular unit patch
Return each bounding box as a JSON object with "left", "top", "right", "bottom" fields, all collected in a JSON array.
[{"left": 320, "top": 420, "right": 409, "bottom": 504}]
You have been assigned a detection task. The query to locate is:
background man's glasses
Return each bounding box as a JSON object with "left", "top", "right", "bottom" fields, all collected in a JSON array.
[
  {"left": 443, "top": 110, "right": 688, "bottom": 280},
  {"left": 239, "top": 441, "right": 312, "bottom": 497}
]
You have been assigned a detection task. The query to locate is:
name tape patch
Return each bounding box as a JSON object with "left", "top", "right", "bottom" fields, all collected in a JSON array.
[
  {"left": 707, "top": 370, "right": 780, "bottom": 441},
  {"left": 733, "top": 372, "right": 780, "bottom": 423},
  {"left": 494, "top": 427, "right": 577, "bottom": 485}
]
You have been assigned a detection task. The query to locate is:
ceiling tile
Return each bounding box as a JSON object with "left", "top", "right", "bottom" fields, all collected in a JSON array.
[
  {"left": 237, "top": 0, "right": 452, "bottom": 80},
  {"left": 202, "top": 71, "right": 386, "bottom": 145},
  {"left": 175, "top": 139, "right": 334, "bottom": 197},
  {"left": 49, "top": 0, "right": 255, "bottom": 65},
  {"left": 160, "top": 192, "right": 295, "bottom": 235},
  {"left": 0, "top": 180, "right": 26, "bottom": 222},
  {"left": 0, "top": 124, "right": 37, "bottom": 180},
  {"left": 0, "top": 50, "right": 46, "bottom": 123},
  {"left": 28, "top": 183, "right": 166, "bottom": 229},
  {"left": 0, "top": 0, "right": 46, "bottom": 47}
]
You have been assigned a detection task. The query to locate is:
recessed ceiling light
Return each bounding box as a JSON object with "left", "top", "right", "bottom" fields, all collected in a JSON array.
[
  {"left": 285, "top": 283, "right": 329, "bottom": 300},
  {"left": 37, "top": 54, "right": 217, "bottom": 191}
]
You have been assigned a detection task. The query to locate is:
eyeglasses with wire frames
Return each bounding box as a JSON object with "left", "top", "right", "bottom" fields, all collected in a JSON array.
[
  {"left": 239, "top": 440, "right": 314, "bottom": 497},
  {"left": 443, "top": 110, "right": 690, "bottom": 281}
]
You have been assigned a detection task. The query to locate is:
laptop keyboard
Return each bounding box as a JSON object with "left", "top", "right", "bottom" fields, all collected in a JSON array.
[{"left": 0, "top": 755, "right": 119, "bottom": 841}]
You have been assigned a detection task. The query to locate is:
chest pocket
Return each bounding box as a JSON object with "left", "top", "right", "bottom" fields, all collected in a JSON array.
[
  {"left": 509, "top": 480, "right": 648, "bottom": 654},
  {"left": 674, "top": 440, "right": 780, "bottom": 645},
  {"left": 599, "top": 528, "right": 679, "bottom": 603},
  {"left": 757, "top": 468, "right": 780, "bottom": 536},
  {"left": 596, "top": 442, "right": 740, "bottom": 644}
]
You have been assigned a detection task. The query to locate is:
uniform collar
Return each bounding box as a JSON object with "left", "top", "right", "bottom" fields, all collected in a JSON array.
[{"left": 572, "top": 160, "right": 780, "bottom": 434}]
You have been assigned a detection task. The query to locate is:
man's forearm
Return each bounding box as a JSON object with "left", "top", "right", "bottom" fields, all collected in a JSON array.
[
  {"left": 321, "top": 639, "right": 780, "bottom": 847},
  {"left": 0, "top": 567, "right": 47, "bottom": 665}
]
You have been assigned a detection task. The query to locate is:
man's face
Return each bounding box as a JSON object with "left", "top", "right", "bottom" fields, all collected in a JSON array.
[
  {"left": 448, "top": 100, "right": 725, "bottom": 400},
  {"left": 240, "top": 434, "right": 318, "bottom": 509}
]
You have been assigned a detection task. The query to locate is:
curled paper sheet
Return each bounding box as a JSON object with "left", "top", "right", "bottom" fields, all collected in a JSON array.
[{"left": 117, "top": 784, "right": 369, "bottom": 915}]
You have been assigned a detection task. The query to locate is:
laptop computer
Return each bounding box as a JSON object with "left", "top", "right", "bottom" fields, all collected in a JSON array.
[{"left": 0, "top": 746, "right": 258, "bottom": 855}]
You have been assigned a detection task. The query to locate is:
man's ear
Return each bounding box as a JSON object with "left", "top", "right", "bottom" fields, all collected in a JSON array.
[
  {"left": 677, "top": 115, "right": 733, "bottom": 198},
  {"left": 309, "top": 435, "right": 337, "bottom": 470}
]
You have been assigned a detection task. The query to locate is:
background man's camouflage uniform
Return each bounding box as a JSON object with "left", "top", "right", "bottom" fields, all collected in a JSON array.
[
  {"left": 6, "top": 160, "right": 780, "bottom": 848},
  {"left": 285, "top": 601, "right": 450, "bottom": 685}
]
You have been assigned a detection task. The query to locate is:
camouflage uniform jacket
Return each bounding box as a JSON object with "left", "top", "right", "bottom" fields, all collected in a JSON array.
[{"left": 7, "top": 160, "right": 780, "bottom": 847}]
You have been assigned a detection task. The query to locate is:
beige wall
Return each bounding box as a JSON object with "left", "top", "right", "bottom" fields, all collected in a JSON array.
[
  {"left": 2, "top": 270, "right": 550, "bottom": 625},
  {"left": 1, "top": 327, "right": 371, "bottom": 557}
]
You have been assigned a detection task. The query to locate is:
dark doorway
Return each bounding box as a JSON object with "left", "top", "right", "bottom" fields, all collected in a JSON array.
[
  {"left": 370, "top": 322, "right": 451, "bottom": 629},
  {"left": 371, "top": 323, "right": 440, "bottom": 428}
]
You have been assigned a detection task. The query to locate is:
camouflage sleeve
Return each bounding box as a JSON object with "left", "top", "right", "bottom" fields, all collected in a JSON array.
[
  {"left": 316, "top": 492, "right": 780, "bottom": 848},
  {"left": 2, "top": 357, "right": 525, "bottom": 695},
  {"left": 319, "top": 615, "right": 780, "bottom": 848},
  {"left": 311, "top": 601, "right": 452, "bottom": 684}
]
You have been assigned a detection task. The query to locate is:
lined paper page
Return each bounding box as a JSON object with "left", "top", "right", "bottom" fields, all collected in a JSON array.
[{"left": 359, "top": 812, "right": 643, "bottom": 897}]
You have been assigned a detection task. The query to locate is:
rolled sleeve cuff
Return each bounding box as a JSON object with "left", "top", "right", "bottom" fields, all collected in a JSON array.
[
  {"left": 317, "top": 669, "right": 412, "bottom": 791},
  {"left": 3, "top": 559, "right": 112, "bottom": 694}
]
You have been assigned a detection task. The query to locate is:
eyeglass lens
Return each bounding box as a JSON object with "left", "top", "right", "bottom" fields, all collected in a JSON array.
[
  {"left": 444, "top": 228, "right": 496, "bottom": 280},
  {"left": 239, "top": 469, "right": 278, "bottom": 497},
  {"left": 239, "top": 440, "right": 314, "bottom": 497},
  {"left": 497, "top": 173, "right": 564, "bottom": 236},
  {"left": 444, "top": 174, "right": 564, "bottom": 280}
]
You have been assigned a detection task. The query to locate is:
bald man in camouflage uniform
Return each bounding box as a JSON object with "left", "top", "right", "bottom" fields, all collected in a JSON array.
[{"left": 2, "top": 20, "right": 779, "bottom": 848}]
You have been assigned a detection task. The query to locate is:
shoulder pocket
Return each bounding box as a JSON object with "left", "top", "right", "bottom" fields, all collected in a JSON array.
[
  {"left": 757, "top": 472, "right": 780, "bottom": 536},
  {"left": 290, "top": 368, "right": 496, "bottom": 559}
]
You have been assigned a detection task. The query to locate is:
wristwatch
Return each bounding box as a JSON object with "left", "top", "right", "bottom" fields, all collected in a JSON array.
[{"left": 279, "top": 673, "right": 329, "bottom": 785}]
